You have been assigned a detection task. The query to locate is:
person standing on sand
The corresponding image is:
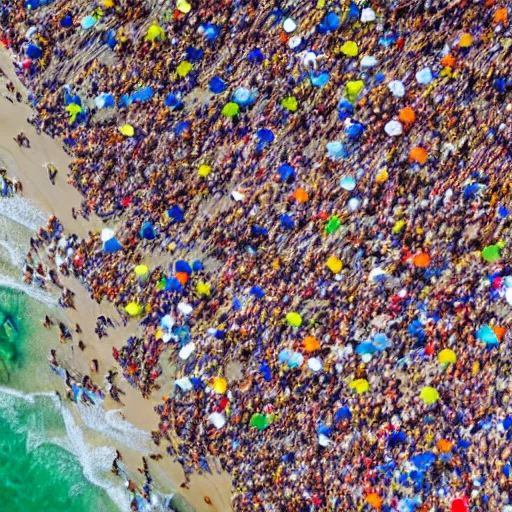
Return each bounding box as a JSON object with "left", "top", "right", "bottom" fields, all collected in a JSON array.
[{"left": 47, "top": 163, "right": 58, "bottom": 185}]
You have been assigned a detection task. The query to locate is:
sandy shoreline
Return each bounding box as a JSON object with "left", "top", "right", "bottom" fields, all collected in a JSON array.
[{"left": 0, "top": 47, "right": 232, "bottom": 512}]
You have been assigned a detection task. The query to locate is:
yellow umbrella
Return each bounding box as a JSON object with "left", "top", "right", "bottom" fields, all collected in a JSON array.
[
  {"left": 198, "top": 164, "right": 212, "bottom": 177},
  {"left": 177, "top": 61, "right": 193, "bottom": 78},
  {"left": 176, "top": 0, "right": 191, "bottom": 13},
  {"left": 340, "top": 40, "right": 358, "bottom": 57},
  {"left": 459, "top": 33, "right": 473, "bottom": 47},
  {"left": 375, "top": 169, "right": 389, "bottom": 183},
  {"left": 326, "top": 256, "right": 342, "bottom": 274},
  {"left": 119, "top": 124, "right": 134, "bottom": 137},
  {"left": 134, "top": 264, "right": 149, "bottom": 277},
  {"left": 438, "top": 349, "right": 456, "bottom": 364},
  {"left": 145, "top": 24, "right": 165, "bottom": 41},
  {"left": 196, "top": 282, "right": 211, "bottom": 296},
  {"left": 286, "top": 312, "right": 302, "bottom": 327},
  {"left": 349, "top": 378, "right": 369, "bottom": 394},
  {"left": 65, "top": 103, "right": 82, "bottom": 124},
  {"left": 420, "top": 386, "right": 439, "bottom": 404},
  {"left": 125, "top": 302, "right": 143, "bottom": 316},
  {"left": 213, "top": 377, "right": 227, "bottom": 394},
  {"left": 345, "top": 80, "right": 364, "bottom": 102}
]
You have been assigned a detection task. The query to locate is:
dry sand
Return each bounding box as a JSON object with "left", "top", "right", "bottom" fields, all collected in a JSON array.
[{"left": 0, "top": 48, "right": 233, "bottom": 512}]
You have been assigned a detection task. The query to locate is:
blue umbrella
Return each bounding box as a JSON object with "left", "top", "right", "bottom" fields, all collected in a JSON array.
[
  {"left": 280, "top": 214, "right": 295, "bottom": 229},
  {"left": 131, "top": 86, "right": 154, "bottom": 103},
  {"left": 232, "top": 297, "right": 241, "bottom": 311},
  {"left": 26, "top": 43, "right": 42, "bottom": 59},
  {"left": 168, "top": 206, "right": 184, "bottom": 223},
  {"left": 106, "top": 29, "right": 117, "bottom": 49},
  {"left": 175, "top": 260, "right": 192, "bottom": 275},
  {"left": 118, "top": 94, "right": 132, "bottom": 107},
  {"left": 373, "top": 333, "right": 392, "bottom": 350},
  {"left": 355, "top": 341, "right": 378, "bottom": 355},
  {"left": 278, "top": 349, "right": 292, "bottom": 364},
  {"left": 251, "top": 225, "right": 268, "bottom": 237},
  {"left": 310, "top": 72, "right": 329, "bottom": 87},
  {"left": 334, "top": 406, "right": 351, "bottom": 422},
  {"left": 250, "top": 286, "right": 265, "bottom": 299},
  {"left": 165, "top": 277, "right": 183, "bottom": 292},
  {"left": 201, "top": 23, "right": 220, "bottom": 41},
  {"left": 388, "top": 431, "right": 407, "bottom": 447},
  {"left": 325, "top": 12, "right": 340, "bottom": 30},
  {"left": 278, "top": 164, "right": 295, "bottom": 181},
  {"left": 209, "top": 76, "right": 227, "bottom": 94},
  {"left": 338, "top": 98, "right": 354, "bottom": 121},
  {"left": 327, "top": 141, "right": 348, "bottom": 160},
  {"left": 175, "top": 121, "right": 191, "bottom": 136},
  {"left": 233, "top": 87, "right": 257, "bottom": 106},
  {"left": 140, "top": 222, "right": 156, "bottom": 240},
  {"left": 164, "top": 94, "right": 183, "bottom": 110},
  {"left": 103, "top": 237, "right": 122, "bottom": 253},
  {"left": 345, "top": 122, "right": 365, "bottom": 140},
  {"left": 248, "top": 48, "right": 264, "bottom": 62},
  {"left": 192, "top": 260, "right": 203, "bottom": 272},
  {"left": 185, "top": 46, "right": 203, "bottom": 62},
  {"left": 60, "top": 14, "right": 73, "bottom": 28},
  {"left": 256, "top": 129, "right": 274, "bottom": 144},
  {"left": 476, "top": 325, "right": 499, "bottom": 345},
  {"left": 411, "top": 452, "right": 436, "bottom": 470}
]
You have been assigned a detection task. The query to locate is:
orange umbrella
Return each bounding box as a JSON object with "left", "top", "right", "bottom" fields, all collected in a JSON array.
[
  {"left": 410, "top": 146, "right": 428, "bottom": 164},
  {"left": 440, "top": 54, "right": 456, "bottom": 68},
  {"left": 437, "top": 439, "right": 452, "bottom": 453},
  {"left": 293, "top": 188, "right": 309, "bottom": 202},
  {"left": 398, "top": 106, "right": 416, "bottom": 124},
  {"left": 176, "top": 272, "right": 189, "bottom": 285},
  {"left": 365, "top": 493, "right": 383, "bottom": 510},
  {"left": 303, "top": 336, "right": 320, "bottom": 352},
  {"left": 494, "top": 7, "right": 508, "bottom": 23},
  {"left": 413, "top": 252, "right": 431, "bottom": 268},
  {"left": 492, "top": 325, "right": 506, "bottom": 340}
]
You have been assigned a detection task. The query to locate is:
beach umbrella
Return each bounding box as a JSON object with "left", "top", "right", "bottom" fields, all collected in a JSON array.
[
  {"left": 399, "top": 106, "right": 416, "bottom": 124},
  {"left": 365, "top": 493, "right": 382, "bottom": 510},
  {"left": 213, "top": 377, "right": 227, "bottom": 394},
  {"left": 198, "top": 164, "right": 211, "bottom": 177},
  {"left": 165, "top": 278, "right": 183, "bottom": 292},
  {"left": 388, "top": 80, "right": 405, "bottom": 97},
  {"left": 360, "top": 55, "right": 378, "bottom": 67},
  {"left": 119, "top": 124, "right": 134, "bottom": 137},
  {"left": 209, "top": 412, "right": 226, "bottom": 429},
  {"left": 178, "top": 302, "right": 193, "bottom": 316},
  {"left": 340, "top": 41, "right": 358, "bottom": 57},
  {"left": 345, "top": 80, "right": 364, "bottom": 102},
  {"left": 131, "top": 86, "right": 154, "bottom": 103},
  {"left": 94, "top": 93, "right": 115, "bottom": 109},
  {"left": 373, "top": 333, "right": 392, "bottom": 350},
  {"left": 476, "top": 325, "right": 499, "bottom": 345},
  {"left": 101, "top": 228, "right": 115, "bottom": 242},
  {"left": 451, "top": 497, "right": 469, "bottom": 512},
  {"left": 375, "top": 169, "right": 389, "bottom": 183},
  {"left": 250, "top": 286, "right": 265, "bottom": 299},
  {"left": 335, "top": 406, "right": 351, "bottom": 422},
  {"left": 278, "top": 349, "right": 292, "bottom": 364},
  {"left": 175, "top": 260, "right": 192, "bottom": 275},
  {"left": 287, "top": 352, "right": 304, "bottom": 368},
  {"left": 179, "top": 342, "right": 195, "bottom": 360},
  {"left": 256, "top": 129, "right": 275, "bottom": 144},
  {"left": 368, "top": 267, "right": 387, "bottom": 281},
  {"left": 250, "top": 413, "right": 268, "bottom": 430},
  {"left": 125, "top": 302, "right": 143, "bottom": 316},
  {"left": 283, "top": 18, "right": 297, "bottom": 33},
  {"left": 459, "top": 33, "right": 472, "bottom": 47},
  {"left": 345, "top": 122, "right": 365, "bottom": 140},
  {"left": 349, "top": 379, "right": 369, "bottom": 394},
  {"left": 185, "top": 47, "right": 203, "bottom": 64},
  {"left": 103, "top": 237, "right": 122, "bottom": 253},
  {"left": 348, "top": 197, "right": 360, "bottom": 211},
  {"left": 318, "top": 433, "right": 330, "bottom": 446},
  {"left": 278, "top": 164, "right": 295, "bottom": 181},
  {"left": 134, "top": 264, "right": 149, "bottom": 277},
  {"left": 176, "top": 61, "right": 193, "bottom": 77},
  {"left": 175, "top": 377, "right": 193, "bottom": 392},
  {"left": 281, "top": 96, "right": 298, "bottom": 112},
  {"left": 410, "top": 146, "right": 428, "bottom": 164},
  {"left": 310, "top": 72, "right": 329, "bottom": 87},
  {"left": 416, "top": 67, "right": 433, "bottom": 85},
  {"left": 361, "top": 7, "right": 376, "bottom": 22},
  {"left": 411, "top": 452, "right": 436, "bottom": 470},
  {"left": 140, "top": 222, "right": 156, "bottom": 240},
  {"left": 325, "top": 215, "right": 341, "bottom": 234},
  {"left": 482, "top": 244, "right": 500, "bottom": 262},
  {"left": 293, "top": 188, "right": 309, "bottom": 202},
  {"left": 438, "top": 348, "right": 457, "bottom": 364},
  {"left": 303, "top": 336, "right": 320, "bottom": 352},
  {"left": 356, "top": 341, "right": 378, "bottom": 355},
  {"left": 248, "top": 48, "right": 264, "bottom": 62},
  {"left": 384, "top": 120, "right": 403, "bottom": 136},
  {"left": 437, "top": 439, "right": 452, "bottom": 453},
  {"left": 81, "top": 16, "right": 96, "bottom": 29},
  {"left": 60, "top": 14, "right": 73, "bottom": 28},
  {"left": 413, "top": 252, "right": 430, "bottom": 268},
  {"left": 420, "top": 386, "right": 439, "bottom": 404},
  {"left": 325, "top": 12, "right": 340, "bottom": 30},
  {"left": 326, "top": 256, "right": 342, "bottom": 273},
  {"left": 175, "top": 272, "right": 189, "bottom": 285},
  {"left": 196, "top": 282, "right": 211, "bottom": 296},
  {"left": 176, "top": 0, "right": 191, "bottom": 14},
  {"left": 286, "top": 312, "right": 302, "bottom": 327},
  {"left": 164, "top": 94, "right": 183, "bottom": 109},
  {"left": 65, "top": 103, "right": 82, "bottom": 124},
  {"left": 232, "top": 87, "right": 253, "bottom": 106},
  {"left": 209, "top": 76, "right": 227, "bottom": 94},
  {"left": 168, "top": 206, "right": 184, "bottom": 223},
  {"left": 280, "top": 214, "right": 295, "bottom": 229},
  {"left": 340, "top": 176, "right": 356, "bottom": 191},
  {"left": 326, "top": 141, "right": 347, "bottom": 160},
  {"left": 26, "top": 43, "right": 42, "bottom": 59},
  {"left": 145, "top": 24, "right": 165, "bottom": 41}
]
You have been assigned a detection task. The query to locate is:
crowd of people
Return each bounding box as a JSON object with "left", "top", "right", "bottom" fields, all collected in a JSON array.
[{"left": 2, "top": 0, "right": 512, "bottom": 510}]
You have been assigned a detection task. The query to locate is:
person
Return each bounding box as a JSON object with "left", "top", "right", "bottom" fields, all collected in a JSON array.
[{"left": 47, "top": 164, "right": 58, "bottom": 185}]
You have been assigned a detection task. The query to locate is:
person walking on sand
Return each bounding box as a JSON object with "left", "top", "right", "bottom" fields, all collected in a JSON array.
[{"left": 47, "top": 163, "right": 58, "bottom": 185}]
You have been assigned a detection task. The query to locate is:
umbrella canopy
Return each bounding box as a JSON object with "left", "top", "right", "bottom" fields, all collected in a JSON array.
[
  {"left": 349, "top": 379, "right": 370, "bottom": 394},
  {"left": 340, "top": 176, "right": 356, "bottom": 191},
  {"left": 209, "top": 76, "right": 227, "bottom": 94},
  {"left": 145, "top": 24, "right": 165, "bottom": 41},
  {"left": 222, "top": 102, "right": 240, "bottom": 117},
  {"left": 103, "top": 237, "right": 122, "bottom": 253},
  {"left": 410, "top": 146, "right": 428, "bottom": 164},
  {"left": 340, "top": 40, "right": 358, "bottom": 57},
  {"left": 250, "top": 413, "right": 268, "bottom": 430},
  {"left": 325, "top": 215, "right": 341, "bottom": 234},
  {"left": 384, "top": 120, "right": 403, "bottom": 136},
  {"left": 399, "top": 106, "right": 416, "bottom": 123},
  {"left": 286, "top": 312, "right": 302, "bottom": 327},
  {"left": 119, "top": 124, "right": 134, "bottom": 137},
  {"left": 176, "top": 61, "right": 193, "bottom": 77},
  {"left": 213, "top": 377, "right": 227, "bottom": 394},
  {"left": 281, "top": 96, "right": 298, "bottom": 112},
  {"left": 81, "top": 16, "right": 96, "bottom": 29},
  {"left": 482, "top": 244, "right": 500, "bottom": 262},
  {"left": 413, "top": 252, "right": 431, "bottom": 268},
  {"left": 326, "top": 256, "right": 342, "bottom": 273},
  {"left": 209, "top": 412, "right": 226, "bottom": 429},
  {"left": 420, "top": 386, "right": 439, "bottom": 404},
  {"left": 388, "top": 80, "right": 405, "bottom": 97},
  {"left": 438, "top": 348, "right": 457, "bottom": 364},
  {"left": 125, "top": 302, "right": 143, "bottom": 316},
  {"left": 293, "top": 188, "right": 309, "bottom": 202},
  {"left": 476, "top": 325, "right": 499, "bottom": 345},
  {"left": 303, "top": 336, "right": 320, "bottom": 352},
  {"left": 134, "top": 264, "right": 149, "bottom": 277}
]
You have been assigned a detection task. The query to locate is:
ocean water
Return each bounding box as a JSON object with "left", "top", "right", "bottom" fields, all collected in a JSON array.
[{"left": 0, "top": 196, "right": 125, "bottom": 512}]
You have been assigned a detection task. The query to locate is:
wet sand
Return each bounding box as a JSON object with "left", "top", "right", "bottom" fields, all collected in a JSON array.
[{"left": 0, "top": 48, "right": 232, "bottom": 512}]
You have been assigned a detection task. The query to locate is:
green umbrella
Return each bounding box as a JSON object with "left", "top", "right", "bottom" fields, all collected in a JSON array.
[
  {"left": 250, "top": 413, "right": 267, "bottom": 430},
  {"left": 482, "top": 244, "right": 500, "bottom": 262},
  {"left": 325, "top": 215, "right": 341, "bottom": 234},
  {"left": 222, "top": 102, "right": 240, "bottom": 117}
]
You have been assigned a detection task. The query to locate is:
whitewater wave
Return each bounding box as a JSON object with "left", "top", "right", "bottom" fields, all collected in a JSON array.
[
  {"left": 0, "top": 274, "right": 57, "bottom": 307},
  {"left": 0, "top": 239, "right": 24, "bottom": 267},
  {"left": 0, "top": 195, "right": 48, "bottom": 231}
]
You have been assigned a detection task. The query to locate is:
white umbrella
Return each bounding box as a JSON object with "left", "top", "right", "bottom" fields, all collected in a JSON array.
[
  {"left": 388, "top": 80, "right": 405, "bottom": 97},
  {"left": 318, "top": 434, "right": 330, "bottom": 446},
  {"left": 178, "top": 302, "right": 193, "bottom": 316},
  {"left": 416, "top": 67, "right": 433, "bottom": 85},
  {"left": 384, "top": 120, "right": 403, "bottom": 136},
  {"left": 361, "top": 8, "right": 376, "bottom": 22},
  {"left": 348, "top": 197, "right": 360, "bottom": 211},
  {"left": 288, "top": 36, "right": 302, "bottom": 49},
  {"left": 360, "top": 55, "right": 378, "bottom": 68},
  {"left": 308, "top": 357, "right": 323, "bottom": 372},
  {"left": 231, "top": 190, "right": 246, "bottom": 201},
  {"left": 340, "top": 176, "right": 356, "bottom": 191},
  {"left": 283, "top": 18, "right": 297, "bottom": 33},
  {"left": 179, "top": 342, "right": 195, "bottom": 360},
  {"left": 175, "top": 377, "right": 193, "bottom": 392},
  {"left": 209, "top": 412, "right": 226, "bottom": 429},
  {"left": 369, "top": 267, "right": 387, "bottom": 281},
  {"left": 506, "top": 287, "right": 512, "bottom": 305},
  {"left": 100, "top": 228, "right": 115, "bottom": 242}
]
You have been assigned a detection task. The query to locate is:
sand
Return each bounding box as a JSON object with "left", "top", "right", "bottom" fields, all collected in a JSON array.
[{"left": 0, "top": 48, "right": 232, "bottom": 512}]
